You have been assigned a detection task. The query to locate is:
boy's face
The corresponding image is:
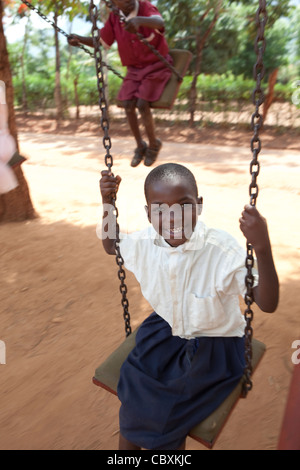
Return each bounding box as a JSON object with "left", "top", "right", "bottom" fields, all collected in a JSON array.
[
  {"left": 112, "top": 0, "right": 136, "bottom": 16},
  {"left": 145, "top": 177, "right": 203, "bottom": 248}
]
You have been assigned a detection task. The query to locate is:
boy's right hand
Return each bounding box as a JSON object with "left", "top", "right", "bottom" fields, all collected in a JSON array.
[
  {"left": 100, "top": 170, "right": 122, "bottom": 204},
  {"left": 68, "top": 34, "right": 81, "bottom": 47}
]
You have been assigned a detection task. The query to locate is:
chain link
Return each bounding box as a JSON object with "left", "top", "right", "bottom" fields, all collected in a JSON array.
[
  {"left": 90, "top": 1, "right": 131, "bottom": 337},
  {"left": 20, "top": 0, "right": 125, "bottom": 80},
  {"left": 242, "top": 0, "right": 267, "bottom": 398}
]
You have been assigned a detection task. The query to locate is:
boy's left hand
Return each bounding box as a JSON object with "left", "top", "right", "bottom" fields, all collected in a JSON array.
[
  {"left": 68, "top": 34, "right": 81, "bottom": 47},
  {"left": 124, "top": 17, "right": 141, "bottom": 33},
  {"left": 239, "top": 204, "right": 270, "bottom": 253}
]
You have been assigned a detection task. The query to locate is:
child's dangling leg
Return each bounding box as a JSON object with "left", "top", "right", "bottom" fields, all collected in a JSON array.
[
  {"left": 137, "top": 98, "right": 162, "bottom": 167},
  {"left": 123, "top": 100, "right": 147, "bottom": 167},
  {"left": 119, "top": 433, "right": 141, "bottom": 450}
]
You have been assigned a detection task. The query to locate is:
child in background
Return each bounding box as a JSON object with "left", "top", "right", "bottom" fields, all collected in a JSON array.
[
  {"left": 68, "top": 0, "right": 172, "bottom": 167},
  {"left": 99, "top": 162, "right": 279, "bottom": 450}
]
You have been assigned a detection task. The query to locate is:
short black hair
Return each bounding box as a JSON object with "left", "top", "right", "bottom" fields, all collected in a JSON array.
[{"left": 144, "top": 163, "right": 198, "bottom": 201}]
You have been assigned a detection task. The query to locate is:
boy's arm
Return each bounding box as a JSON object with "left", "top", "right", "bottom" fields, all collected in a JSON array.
[
  {"left": 124, "top": 16, "right": 164, "bottom": 33},
  {"left": 68, "top": 34, "right": 94, "bottom": 48},
  {"left": 239, "top": 205, "right": 279, "bottom": 313},
  {"left": 100, "top": 170, "right": 121, "bottom": 255}
]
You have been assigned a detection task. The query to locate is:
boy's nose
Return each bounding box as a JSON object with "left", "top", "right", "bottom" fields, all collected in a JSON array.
[{"left": 163, "top": 207, "right": 183, "bottom": 228}]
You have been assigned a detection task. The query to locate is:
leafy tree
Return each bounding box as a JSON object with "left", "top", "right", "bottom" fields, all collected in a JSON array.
[
  {"left": 158, "top": 0, "right": 294, "bottom": 123},
  {"left": 157, "top": 0, "right": 225, "bottom": 124},
  {"left": 19, "top": 0, "right": 90, "bottom": 123}
]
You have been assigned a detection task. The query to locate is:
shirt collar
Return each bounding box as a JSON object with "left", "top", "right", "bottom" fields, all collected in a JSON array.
[{"left": 153, "top": 221, "right": 206, "bottom": 252}]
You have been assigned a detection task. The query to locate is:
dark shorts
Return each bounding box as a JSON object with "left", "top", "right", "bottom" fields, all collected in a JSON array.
[
  {"left": 117, "top": 55, "right": 173, "bottom": 103},
  {"left": 117, "top": 312, "right": 245, "bottom": 450}
]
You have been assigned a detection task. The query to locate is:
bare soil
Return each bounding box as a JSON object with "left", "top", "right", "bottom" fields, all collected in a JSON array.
[{"left": 0, "top": 113, "right": 299, "bottom": 450}]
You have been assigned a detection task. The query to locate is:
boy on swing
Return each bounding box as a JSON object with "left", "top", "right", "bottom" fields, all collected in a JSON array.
[
  {"left": 68, "top": 0, "right": 172, "bottom": 167},
  {"left": 99, "top": 163, "right": 279, "bottom": 450}
]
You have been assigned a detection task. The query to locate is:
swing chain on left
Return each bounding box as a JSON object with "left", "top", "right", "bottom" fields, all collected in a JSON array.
[{"left": 89, "top": 0, "right": 132, "bottom": 338}]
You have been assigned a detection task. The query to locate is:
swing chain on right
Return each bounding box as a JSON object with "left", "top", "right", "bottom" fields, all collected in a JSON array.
[
  {"left": 242, "top": 0, "right": 267, "bottom": 398},
  {"left": 89, "top": 0, "right": 132, "bottom": 338}
]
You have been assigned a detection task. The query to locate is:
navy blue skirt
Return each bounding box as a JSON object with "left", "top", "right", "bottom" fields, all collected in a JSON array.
[{"left": 117, "top": 312, "right": 245, "bottom": 450}]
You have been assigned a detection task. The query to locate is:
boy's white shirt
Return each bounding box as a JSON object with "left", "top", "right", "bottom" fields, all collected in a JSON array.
[{"left": 119, "top": 221, "right": 258, "bottom": 339}]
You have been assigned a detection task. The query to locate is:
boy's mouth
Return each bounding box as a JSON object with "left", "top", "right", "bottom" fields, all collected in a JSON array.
[
  {"left": 170, "top": 227, "right": 183, "bottom": 235},
  {"left": 163, "top": 226, "right": 184, "bottom": 238}
]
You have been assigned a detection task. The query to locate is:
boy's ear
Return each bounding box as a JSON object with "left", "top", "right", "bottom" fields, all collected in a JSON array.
[
  {"left": 197, "top": 196, "right": 203, "bottom": 215},
  {"left": 144, "top": 205, "right": 150, "bottom": 222}
]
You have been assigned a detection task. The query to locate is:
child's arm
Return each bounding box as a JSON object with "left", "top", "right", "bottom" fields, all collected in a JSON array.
[
  {"left": 239, "top": 205, "right": 279, "bottom": 313},
  {"left": 67, "top": 34, "right": 94, "bottom": 48},
  {"left": 124, "top": 16, "right": 164, "bottom": 33},
  {"left": 99, "top": 170, "right": 122, "bottom": 255}
]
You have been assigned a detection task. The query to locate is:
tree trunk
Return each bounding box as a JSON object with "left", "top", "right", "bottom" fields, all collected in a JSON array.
[
  {"left": 54, "top": 10, "right": 63, "bottom": 126},
  {"left": 0, "top": 0, "right": 36, "bottom": 223},
  {"left": 21, "top": 16, "right": 30, "bottom": 113},
  {"left": 262, "top": 68, "right": 278, "bottom": 124},
  {"left": 74, "top": 76, "right": 80, "bottom": 119},
  {"left": 189, "top": 2, "right": 222, "bottom": 126}
]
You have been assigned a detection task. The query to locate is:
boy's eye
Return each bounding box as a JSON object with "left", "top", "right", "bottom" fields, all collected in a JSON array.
[
  {"left": 152, "top": 205, "right": 166, "bottom": 214},
  {"left": 181, "top": 203, "right": 196, "bottom": 210},
  {"left": 151, "top": 203, "right": 196, "bottom": 215}
]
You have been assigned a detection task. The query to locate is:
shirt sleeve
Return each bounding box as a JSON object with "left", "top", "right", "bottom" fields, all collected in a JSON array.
[
  {"left": 217, "top": 238, "right": 259, "bottom": 296},
  {"left": 99, "top": 14, "right": 116, "bottom": 47},
  {"left": 119, "top": 232, "right": 137, "bottom": 274},
  {"left": 141, "top": 1, "right": 165, "bottom": 32}
]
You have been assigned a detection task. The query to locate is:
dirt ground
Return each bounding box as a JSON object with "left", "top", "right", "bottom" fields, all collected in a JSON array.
[{"left": 0, "top": 113, "right": 299, "bottom": 450}]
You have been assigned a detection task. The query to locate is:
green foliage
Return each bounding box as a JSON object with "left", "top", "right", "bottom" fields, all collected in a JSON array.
[
  {"left": 13, "top": 73, "right": 55, "bottom": 110},
  {"left": 5, "top": 0, "right": 298, "bottom": 118},
  {"left": 176, "top": 72, "right": 295, "bottom": 105}
]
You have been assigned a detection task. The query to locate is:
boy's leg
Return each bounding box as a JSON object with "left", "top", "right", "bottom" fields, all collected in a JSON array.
[
  {"left": 123, "top": 99, "right": 144, "bottom": 148},
  {"left": 119, "top": 433, "right": 186, "bottom": 451},
  {"left": 119, "top": 433, "right": 141, "bottom": 450},
  {"left": 137, "top": 99, "right": 162, "bottom": 166},
  {"left": 178, "top": 439, "right": 186, "bottom": 450},
  {"left": 123, "top": 100, "right": 147, "bottom": 167},
  {"left": 136, "top": 99, "right": 156, "bottom": 148}
]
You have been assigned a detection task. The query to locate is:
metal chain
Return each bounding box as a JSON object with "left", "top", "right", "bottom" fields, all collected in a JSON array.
[
  {"left": 20, "top": 0, "right": 125, "bottom": 80},
  {"left": 89, "top": 0, "right": 131, "bottom": 338},
  {"left": 242, "top": 0, "right": 267, "bottom": 398},
  {"left": 101, "top": 0, "right": 183, "bottom": 82}
]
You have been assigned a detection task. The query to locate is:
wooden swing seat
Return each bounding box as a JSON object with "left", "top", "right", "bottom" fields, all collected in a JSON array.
[
  {"left": 93, "top": 329, "right": 266, "bottom": 449},
  {"left": 116, "top": 49, "right": 193, "bottom": 110}
]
